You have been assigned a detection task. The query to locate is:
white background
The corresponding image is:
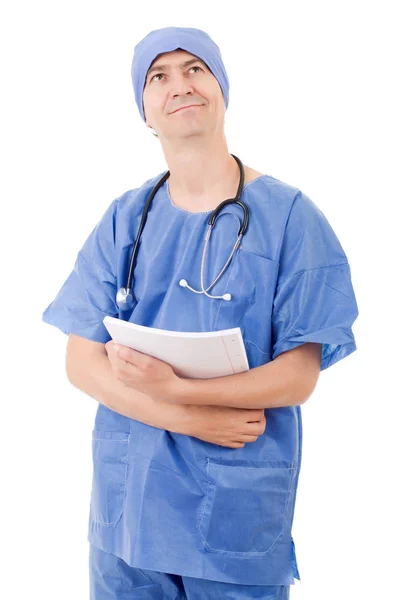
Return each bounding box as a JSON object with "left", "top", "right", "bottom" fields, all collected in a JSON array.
[{"left": 1, "top": 1, "right": 398, "bottom": 598}]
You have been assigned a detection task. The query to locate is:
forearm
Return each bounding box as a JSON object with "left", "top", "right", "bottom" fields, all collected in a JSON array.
[
  {"left": 175, "top": 343, "right": 322, "bottom": 409},
  {"left": 68, "top": 351, "right": 195, "bottom": 434}
]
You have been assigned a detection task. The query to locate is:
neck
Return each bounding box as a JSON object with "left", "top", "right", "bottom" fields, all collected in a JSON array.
[{"left": 161, "top": 136, "right": 240, "bottom": 206}]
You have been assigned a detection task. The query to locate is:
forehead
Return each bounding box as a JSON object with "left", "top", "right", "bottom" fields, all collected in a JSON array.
[
  {"left": 144, "top": 49, "right": 212, "bottom": 89},
  {"left": 149, "top": 49, "right": 199, "bottom": 69}
]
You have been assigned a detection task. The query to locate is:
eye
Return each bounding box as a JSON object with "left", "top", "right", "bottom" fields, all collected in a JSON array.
[
  {"left": 150, "top": 65, "right": 203, "bottom": 83},
  {"left": 151, "top": 73, "right": 164, "bottom": 82}
]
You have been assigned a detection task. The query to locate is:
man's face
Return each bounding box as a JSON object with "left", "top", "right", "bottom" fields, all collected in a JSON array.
[{"left": 142, "top": 49, "right": 225, "bottom": 140}]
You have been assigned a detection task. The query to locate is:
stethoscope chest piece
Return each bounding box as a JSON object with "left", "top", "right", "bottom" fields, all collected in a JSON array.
[{"left": 116, "top": 287, "right": 135, "bottom": 311}]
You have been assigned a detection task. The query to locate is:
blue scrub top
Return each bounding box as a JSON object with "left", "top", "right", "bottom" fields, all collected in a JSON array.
[{"left": 42, "top": 172, "right": 359, "bottom": 585}]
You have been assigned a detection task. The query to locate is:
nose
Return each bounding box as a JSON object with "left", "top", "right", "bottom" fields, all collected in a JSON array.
[{"left": 169, "top": 71, "right": 195, "bottom": 97}]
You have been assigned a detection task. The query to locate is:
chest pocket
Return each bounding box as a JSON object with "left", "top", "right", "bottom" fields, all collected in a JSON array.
[{"left": 212, "top": 247, "right": 279, "bottom": 349}]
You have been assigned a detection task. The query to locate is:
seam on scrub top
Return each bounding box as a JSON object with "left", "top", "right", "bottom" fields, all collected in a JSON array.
[
  {"left": 239, "top": 247, "right": 279, "bottom": 262},
  {"left": 281, "top": 459, "right": 299, "bottom": 539},
  {"left": 197, "top": 459, "right": 212, "bottom": 541},
  {"left": 316, "top": 275, "right": 353, "bottom": 299},
  {"left": 282, "top": 452, "right": 301, "bottom": 539},
  {"left": 275, "top": 190, "right": 300, "bottom": 268},
  {"left": 276, "top": 261, "right": 350, "bottom": 286}
]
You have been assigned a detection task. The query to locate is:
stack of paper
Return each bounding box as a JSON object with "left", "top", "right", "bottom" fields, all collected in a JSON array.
[{"left": 103, "top": 316, "right": 249, "bottom": 379}]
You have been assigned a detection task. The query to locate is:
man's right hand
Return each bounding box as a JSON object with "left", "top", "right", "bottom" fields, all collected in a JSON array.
[{"left": 186, "top": 405, "right": 267, "bottom": 448}]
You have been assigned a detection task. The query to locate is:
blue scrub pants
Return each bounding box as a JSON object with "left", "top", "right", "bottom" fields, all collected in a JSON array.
[{"left": 89, "top": 544, "right": 290, "bottom": 599}]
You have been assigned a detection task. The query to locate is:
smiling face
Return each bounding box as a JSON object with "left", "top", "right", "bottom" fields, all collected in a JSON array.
[{"left": 142, "top": 49, "right": 226, "bottom": 141}]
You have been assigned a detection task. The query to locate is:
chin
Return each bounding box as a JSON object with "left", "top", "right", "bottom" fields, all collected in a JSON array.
[{"left": 164, "top": 122, "right": 205, "bottom": 137}]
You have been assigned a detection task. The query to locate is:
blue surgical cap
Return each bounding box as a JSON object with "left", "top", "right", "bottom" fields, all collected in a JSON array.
[{"left": 131, "top": 26, "right": 230, "bottom": 122}]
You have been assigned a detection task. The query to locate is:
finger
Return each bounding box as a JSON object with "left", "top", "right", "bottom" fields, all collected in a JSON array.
[
  {"left": 105, "top": 342, "right": 124, "bottom": 363},
  {"left": 105, "top": 344, "right": 132, "bottom": 376},
  {"left": 246, "top": 422, "right": 266, "bottom": 435},
  {"left": 220, "top": 441, "right": 245, "bottom": 448},
  {"left": 235, "top": 435, "right": 259, "bottom": 443},
  {"left": 116, "top": 345, "right": 149, "bottom": 367},
  {"left": 245, "top": 413, "right": 265, "bottom": 421},
  {"left": 105, "top": 342, "right": 121, "bottom": 364},
  {"left": 104, "top": 340, "right": 115, "bottom": 355}
]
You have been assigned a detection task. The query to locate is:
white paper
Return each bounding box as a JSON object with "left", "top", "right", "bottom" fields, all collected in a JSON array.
[{"left": 103, "top": 316, "right": 249, "bottom": 379}]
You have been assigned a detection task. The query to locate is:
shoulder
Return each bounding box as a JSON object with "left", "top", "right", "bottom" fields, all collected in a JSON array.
[
  {"left": 244, "top": 170, "right": 347, "bottom": 262},
  {"left": 244, "top": 167, "right": 301, "bottom": 214},
  {"left": 256, "top": 175, "right": 345, "bottom": 257},
  {"left": 246, "top": 168, "right": 329, "bottom": 222}
]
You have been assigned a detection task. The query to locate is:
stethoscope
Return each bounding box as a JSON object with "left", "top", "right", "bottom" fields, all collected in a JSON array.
[{"left": 116, "top": 153, "right": 249, "bottom": 311}]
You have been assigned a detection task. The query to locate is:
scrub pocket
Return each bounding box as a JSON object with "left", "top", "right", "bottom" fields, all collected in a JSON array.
[
  {"left": 198, "top": 457, "right": 296, "bottom": 556},
  {"left": 90, "top": 430, "right": 130, "bottom": 526}
]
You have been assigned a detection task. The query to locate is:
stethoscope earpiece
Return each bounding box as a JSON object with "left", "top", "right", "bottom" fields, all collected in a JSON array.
[{"left": 116, "top": 154, "right": 247, "bottom": 310}]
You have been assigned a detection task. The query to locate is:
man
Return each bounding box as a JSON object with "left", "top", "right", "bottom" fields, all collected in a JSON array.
[{"left": 42, "top": 26, "right": 359, "bottom": 599}]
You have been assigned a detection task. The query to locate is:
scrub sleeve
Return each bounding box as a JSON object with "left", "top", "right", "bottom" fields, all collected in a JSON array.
[
  {"left": 42, "top": 198, "right": 119, "bottom": 343},
  {"left": 271, "top": 191, "right": 358, "bottom": 369}
]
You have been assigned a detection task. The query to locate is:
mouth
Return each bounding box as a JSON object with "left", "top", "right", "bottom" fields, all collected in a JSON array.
[{"left": 170, "top": 104, "right": 203, "bottom": 114}]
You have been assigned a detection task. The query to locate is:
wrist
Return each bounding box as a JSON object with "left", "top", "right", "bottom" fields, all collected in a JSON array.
[
  {"left": 164, "top": 403, "right": 197, "bottom": 436},
  {"left": 167, "top": 375, "right": 195, "bottom": 404}
]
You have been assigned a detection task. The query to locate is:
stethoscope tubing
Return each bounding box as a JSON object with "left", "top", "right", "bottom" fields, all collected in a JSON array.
[{"left": 116, "top": 154, "right": 248, "bottom": 310}]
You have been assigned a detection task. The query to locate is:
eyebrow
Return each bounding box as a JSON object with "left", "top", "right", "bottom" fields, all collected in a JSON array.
[{"left": 146, "top": 58, "right": 206, "bottom": 81}]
